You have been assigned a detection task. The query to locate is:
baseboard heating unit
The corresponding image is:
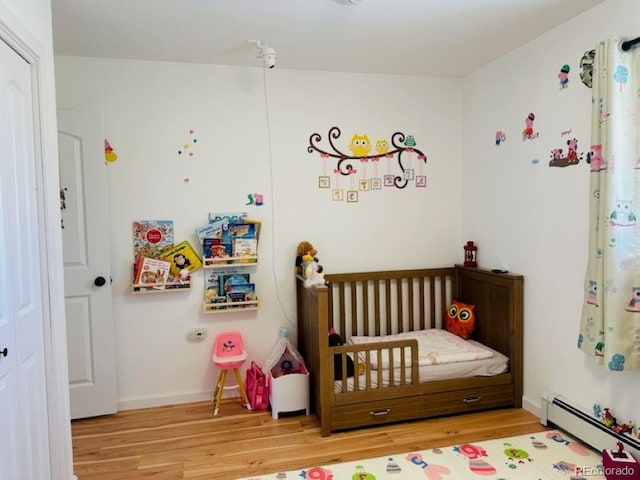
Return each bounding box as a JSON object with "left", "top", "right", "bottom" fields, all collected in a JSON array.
[{"left": 541, "top": 391, "right": 640, "bottom": 458}]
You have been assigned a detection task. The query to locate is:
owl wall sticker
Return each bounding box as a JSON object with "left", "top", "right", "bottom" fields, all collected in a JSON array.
[
  {"left": 375, "top": 139, "right": 390, "bottom": 155},
  {"left": 404, "top": 135, "right": 416, "bottom": 147},
  {"left": 625, "top": 286, "right": 640, "bottom": 313},
  {"left": 610, "top": 199, "right": 637, "bottom": 226},
  {"left": 349, "top": 134, "right": 372, "bottom": 157},
  {"left": 308, "top": 126, "right": 429, "bottom": 201},
  {"left": 586, "top": 280, "right": 598, "bottom": 307}
]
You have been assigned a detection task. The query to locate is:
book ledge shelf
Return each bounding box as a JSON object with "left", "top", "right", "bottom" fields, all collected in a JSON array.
[
  {"left": 203, "top": 256, "right": 258, "bottom": 268},
  {"left": 130, "top": 280, "right": 191, "bottom": 295},
  {"left": 202, "top": 299, "right": 259, "bottom": 313}
]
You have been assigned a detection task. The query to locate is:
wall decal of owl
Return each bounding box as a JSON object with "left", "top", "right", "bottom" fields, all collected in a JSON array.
[
  {"left": 610, "top": 199, "right": 637, "bottom": 226},
  {"left": 586, "top": 280, "right": 598, "bottom": 306},
  {"left": 375, "top": 139, "right": 389, "bottom": 155},
  {"left": 349, "top": 134, "right": 372, "bottom": 157},
  {"left": 625, "top": 286, "right": 640, "bottom": 312},
  {"left": 404, "top": 135, "right": 416, "bottom": 147},
  {"left": 308, "top": 126, "right": 429, "bottom": 192}
]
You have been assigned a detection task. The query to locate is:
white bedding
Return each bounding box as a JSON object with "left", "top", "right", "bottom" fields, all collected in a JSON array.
[
  {"left": 333, "top": 339, "right": 508, "bottom": 393},
  {"left": 349, "top": 328, "right": 494, "bottom": 369}
]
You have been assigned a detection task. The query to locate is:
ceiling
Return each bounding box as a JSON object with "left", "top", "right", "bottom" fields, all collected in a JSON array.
[{"left": 51, "top": 0, "right": 605, "bottom": 77}]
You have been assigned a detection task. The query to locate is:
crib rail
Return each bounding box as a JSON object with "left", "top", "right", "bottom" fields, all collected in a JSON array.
[
  {"left": 324, "top": 268, "right": 456, "bottom": 339},
  {"left": 330, "top": 339, "right": 419, "bottom": 394}
]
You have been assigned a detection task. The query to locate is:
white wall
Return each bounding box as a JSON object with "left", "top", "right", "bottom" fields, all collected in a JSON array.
[
  {"left": 463, "top": 0, "right": 640, "bottom": 422},
  {"left": 54, "top": 57, "right": 463, "bottom": 408}
]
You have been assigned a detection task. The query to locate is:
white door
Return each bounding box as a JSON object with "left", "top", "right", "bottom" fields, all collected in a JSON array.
[
  {"left": 0, "top": 37, "right": 52, "bottom": 479},
  {"left": 58, "top": 110, "right": 117, "bottom": 419}
]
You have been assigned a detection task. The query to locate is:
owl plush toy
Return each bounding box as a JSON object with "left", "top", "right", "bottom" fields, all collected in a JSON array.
[{"left": 445, "top": 300, "right": 476, "bottom": 339}]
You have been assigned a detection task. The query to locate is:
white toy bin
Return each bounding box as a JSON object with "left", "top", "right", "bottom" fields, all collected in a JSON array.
[{"left": 269, "top": 367, "right": 309, "bottom": 420}]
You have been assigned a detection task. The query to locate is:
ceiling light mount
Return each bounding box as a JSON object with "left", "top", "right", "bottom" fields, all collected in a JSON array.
[
  {"left": 249, "top": 40, "right": 276, "bottom": 69},
  {"left": 333, "top": 0, "right": 364, "bottom": 5}
]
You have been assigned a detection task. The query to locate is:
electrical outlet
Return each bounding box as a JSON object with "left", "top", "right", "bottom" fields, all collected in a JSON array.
[{"left": 187, "top": 327, "right": 208, "bottom": 341}]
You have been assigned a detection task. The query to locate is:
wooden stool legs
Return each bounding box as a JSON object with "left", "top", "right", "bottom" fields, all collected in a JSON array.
[
  {"left": 212, "top": 369, "right": 228, "bottom": 416},
  {"left": 233, "top": 367, "right": 251, "bottom": 411},
  {"left": 212, "top": 367, "right": 251, "bottom": 416}
]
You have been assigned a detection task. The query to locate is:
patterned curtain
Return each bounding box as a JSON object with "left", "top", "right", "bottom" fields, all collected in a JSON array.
[{"left": 579, "top": 38, "right": 640, "bottom": 371}]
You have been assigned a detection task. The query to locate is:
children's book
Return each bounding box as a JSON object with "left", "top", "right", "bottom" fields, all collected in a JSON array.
[
  {"left": 226, "top": 282, "right": 255, "bottom": 294},
  {"left": 220, "top": 272, "right": 251, "bottom": 293},
  {"left": 134, "top": 257, "right": 171, "bottom": 289},
  {"left": 203, "top": 238, "right": 232, "bottom": 260},
  {"left": 133, "top": 220, "right": 174, "bottom": 258},
  {"left": 195, "top": 218, "right": 232, "bottom": 244},
  {"left": 159, "top": 240, "right": 203, "bottom": 276},
  {"left": 242, "top": 218, "right": 262, "bottom": 241},
  {"left": 227, "top": 281, "right": 256, "bottom": 302},
  {"left": 208, "top": 212, "right": 247, "bottom": 225},
  {"left": 226, "top": 283, "right": 256, "bottom": 302},
  {"left": 228, "top": 222, "right": 257, "bottom": 239},
  {"left": 204, "top": 268, "right": 236, "bottom": 296},
  {"left": 204, "top": 271, "right": 223, "bottom": 301},
  {"left": 227, "top": 291, "right": 257, "bottom": 303},
  {"left": 195, "top": 223, "right": 219, "bottom": 243},
  {"left": 233, "top": 237, "right": 257, "bottom": 261}
]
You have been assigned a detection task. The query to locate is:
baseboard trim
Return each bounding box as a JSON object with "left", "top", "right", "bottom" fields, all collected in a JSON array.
[
  {"left": 117, "top": 389, "right": 239, "bottom": 411},
  {"left": 522, "top": 395, "right": 541, "bottom": 419}
]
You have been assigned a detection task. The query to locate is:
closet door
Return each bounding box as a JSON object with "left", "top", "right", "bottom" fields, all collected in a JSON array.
[{"left": 0, "top": 37, "right": 52, "bottom": 480}]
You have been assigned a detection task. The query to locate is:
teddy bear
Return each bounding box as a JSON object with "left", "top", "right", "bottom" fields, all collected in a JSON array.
[
  {"left": 295, "top": 241, "right": 322, "bottom": 274},
  {"left": 296, "top": 241, "right": 325, "bottom": 287}
]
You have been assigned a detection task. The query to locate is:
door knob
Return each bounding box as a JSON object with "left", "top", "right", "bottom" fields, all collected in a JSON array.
[
  {"left": 0, "top": 347, "right": 7, "bottom": 357},
  {"left": 94, "top": 276, "right": 106, "bottom": 287}
]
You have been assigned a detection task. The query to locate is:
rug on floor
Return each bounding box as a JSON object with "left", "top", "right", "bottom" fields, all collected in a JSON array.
[{"left": 237, "top": 429, "right": 609, "bottom": 479}]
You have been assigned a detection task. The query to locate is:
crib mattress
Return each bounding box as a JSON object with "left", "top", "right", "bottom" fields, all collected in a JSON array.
[{"left": 333, "top": 340, "right": 508, "bottom": 393}]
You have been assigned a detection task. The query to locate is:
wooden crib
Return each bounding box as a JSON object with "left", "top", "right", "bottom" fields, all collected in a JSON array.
[{"left": 296, "top": 265, "right": 523, "bottom": 437}]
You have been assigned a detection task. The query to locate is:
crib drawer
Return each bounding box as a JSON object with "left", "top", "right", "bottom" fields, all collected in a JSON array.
[{"left": 331, "top": 384, "right": 515, "bottom": 432}]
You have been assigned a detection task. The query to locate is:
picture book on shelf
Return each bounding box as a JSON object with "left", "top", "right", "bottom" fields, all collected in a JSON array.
[
  {"left": 233, "top": 237, "right": 257, "bottom": 261},
  {"left": 133, "top": 257, "right": 171, "bottom": 289},
  {"left": 158, "top": 240, "right": 203, "bottom": 276},
  {"left": 133, "top": 220, "right": 174, "bottom": 258},
  {"left": 227, "top": 291, "right": 257, "bottom": 303},
  {"left": 226, "top": 282, "right": 255, "bottom": 294},
  {"left": 203, "top": 237, "right": 232, "bottom": 261},
  {"left": 243, "top": 219, "right": 262, "bottom": 240},
  {"left": 195, "top": 218, "right": 231, "bottom": 244},
  {"left": 228, "top": 222, "right": 257, "bottom": 239},
  {"left": 221, "top": 272, "right": 251, "bottom": 292},
  {"left": 226, "top": 283, "right": 256, "bottom": 303},
  {"left": 208, "top": 212, "right": 247, "bottom": 224},
  {"left": 204, "top": 268, "right": 236, "bottom": 297},
  {"left": 204, "top": 271, "right": 221, "bottom": 297}
]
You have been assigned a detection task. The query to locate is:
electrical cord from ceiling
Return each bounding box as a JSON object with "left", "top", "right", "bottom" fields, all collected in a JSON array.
[{"left": 261, "top": 66, "right": 297, "bottom": 332}]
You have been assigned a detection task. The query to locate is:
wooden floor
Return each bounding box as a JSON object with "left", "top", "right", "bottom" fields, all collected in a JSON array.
[{"left": 72, "top": 400, "right": 548, "bottom": 480}]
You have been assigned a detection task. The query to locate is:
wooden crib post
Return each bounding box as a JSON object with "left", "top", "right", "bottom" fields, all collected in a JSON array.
[{"left": 296, "top": 276, "right": 332, "bottom": 436}]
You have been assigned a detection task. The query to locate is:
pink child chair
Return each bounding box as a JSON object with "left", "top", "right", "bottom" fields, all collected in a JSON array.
[{"left": 211, "top": 331, "right": 251, "bottom": 416}]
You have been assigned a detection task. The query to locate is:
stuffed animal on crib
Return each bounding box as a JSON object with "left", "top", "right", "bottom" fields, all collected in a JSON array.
[
  {"left": 329, "top": 328, "right": 355, "bottom": 380},
  {"left": 295, "top": 241, "right": 323, "bottom": 274},
  {"left": 296, "top": 241, "right": 326, "bottom": 287},
  {"left": 303, "top": 257, "right": 325, "bottom": 287}
]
